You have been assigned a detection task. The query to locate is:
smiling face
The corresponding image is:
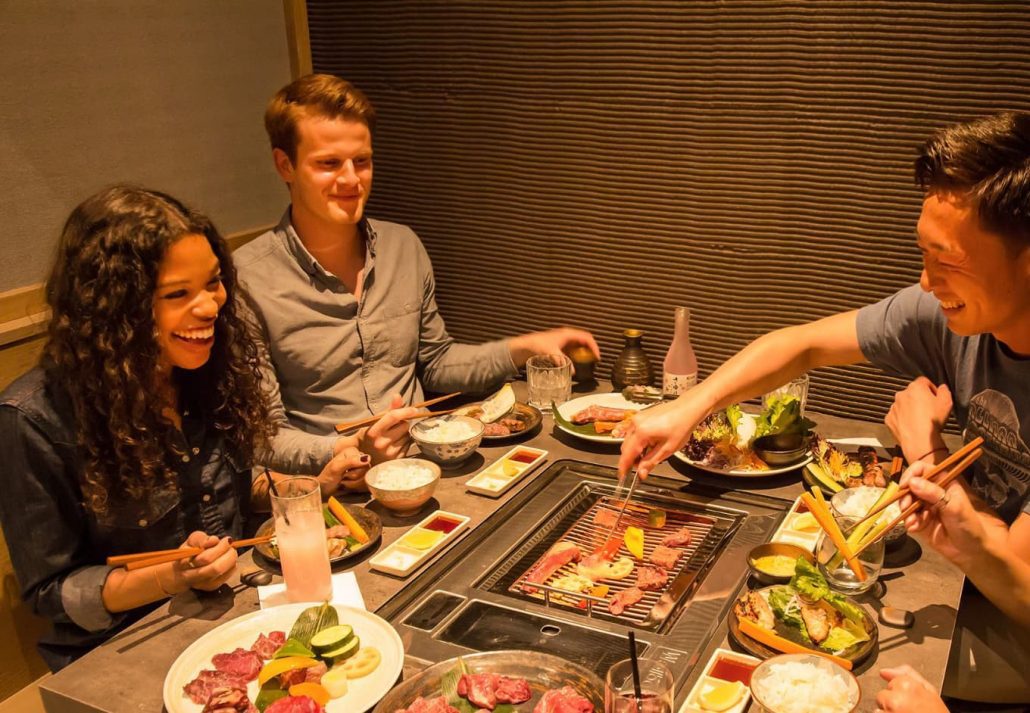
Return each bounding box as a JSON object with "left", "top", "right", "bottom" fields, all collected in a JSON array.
[
  {"left": 273, "top": 113, "right": 373, "bottom": 239},
  {"left": 153, "top": 233, "right": 227, "bottom": 372},
  {"left": 917, "top": 191, "right": 1030, "bottom": 351}
]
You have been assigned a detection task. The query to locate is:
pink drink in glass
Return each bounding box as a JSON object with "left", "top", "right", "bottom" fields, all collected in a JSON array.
[{"left": 271, "top": 476, "right": 332, "bottom": 602}]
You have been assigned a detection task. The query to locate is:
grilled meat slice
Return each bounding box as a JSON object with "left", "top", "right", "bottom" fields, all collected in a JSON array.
[
  {"left": 593, "top": 508, "right": 620, "bottom": 529},
  {"left": 635, "top": 565, "right": 669, "bottom": 591},
  {"left": 799, "top": 600, "right": 843, "bottom": 645},
  {"left": 734, "top": 591, "right": 775, "bottom": 630},
  {"left": 649, "top": 545, "right": 682, "bottom": 570},
  {"left": 661, "top": 526, "right": 693, "bottom": 548},
  {"left": 608, "top": 586, "right": 644, "bottom": 615},
  {"left": 523, "top": 541, "right": 582, "bottom": 594},
  {"left": 483, "top": 422, "right": 511, "bottom": 436},
  {"left": 572, "top": 405, "right": 635, "bottom": 424}
]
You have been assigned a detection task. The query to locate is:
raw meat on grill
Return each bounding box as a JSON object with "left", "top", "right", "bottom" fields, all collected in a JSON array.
[
  {"left": 250, "top": 631, "right": 286, "bottom": 660},
  {"left": 661, "top": 526, "right": 693, "bottom": 548},
  {"left": 212, "top": 648, "right": 263, "bottom": 681},
  {"left": 264, "top": 695, "right": 325, "bottom": 713},
  {"left": 635, "top": 565, "right": 669, "bottom": 591},
  {"left": 592, "top": 509, "right": 620, "bottom": 529},
  {"left": 649, "top": 545, "right": 682, "bottom": 570},
  {"left": 608, "top": 587, "right": 644, "bottom": 615},
  {"left": 395, "top": 697, "right": 460, "bottom": 713},
  {"left": 184, "top": 670, "right": 251, "bottom": 705},
  {"left": 457, "top": 673, "right": 532, "bottom": 709},
  {"left": 202, "top": 686, "right": 255, "bottom": 713},
  {"left": 571, "top": 405, "right": 635, "bottom": 425},
  {"left": 533, "top": 685, "right": 595, "bottom": 713},
  {"left": 523, "top": 541, "right": 581, "bottom": 594}
]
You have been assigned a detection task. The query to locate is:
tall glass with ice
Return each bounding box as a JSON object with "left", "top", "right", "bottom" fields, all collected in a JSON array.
[{"left": 270, "top": 476, "right": 332, "bottom": 602}]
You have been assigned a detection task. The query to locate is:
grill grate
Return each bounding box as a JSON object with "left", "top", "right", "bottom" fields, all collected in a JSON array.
[{"left": 484, "top": 484, "right": 736, "bottom": 631}]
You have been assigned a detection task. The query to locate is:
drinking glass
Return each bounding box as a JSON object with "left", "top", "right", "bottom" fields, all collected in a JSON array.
[
  {"left": 604, "top": 658, "right": 674, "bottom": 713},
  {"left": 526, "top": 354, "right": 572, "bottom": 411},
  {"left": 764, "top": 373, "right": 810, "bottom": 414},
  {"left": 816, "top": 515, "right": 884, "bottom": 595},
  {"left": 270, "top": 476, "right": 332, "bottom": 602}
]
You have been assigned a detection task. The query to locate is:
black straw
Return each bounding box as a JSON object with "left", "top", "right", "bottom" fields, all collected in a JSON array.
[
  {"left": 264, "top": 468, "right": 290, "bottom": 525},
  {"left": 628, "top": 630, "right": 642, "bottom": 702}
]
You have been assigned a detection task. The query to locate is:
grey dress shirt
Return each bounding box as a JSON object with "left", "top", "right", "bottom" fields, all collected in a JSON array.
[{"left": 235, "top": 211, "right": 517, "bottom": 474}]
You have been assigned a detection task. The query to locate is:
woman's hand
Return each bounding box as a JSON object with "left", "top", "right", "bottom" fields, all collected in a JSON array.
[
  {"left": 173, "top": 531, "right": 238, "bottom": 592},
  {"left": 357, "top": 395, "right": 421, "bottom": 464},
  {"left": 876, "top": 665, "right": 947, "bottom": 713},
  {"left": 319, "top": 444, "right": 371, "bottom": 495},
  {"left": 618, "top": 396, "right": 709, "bottom": 480},
  {"left": 885, "top": 377, "right": 952, "bottom": 465}
]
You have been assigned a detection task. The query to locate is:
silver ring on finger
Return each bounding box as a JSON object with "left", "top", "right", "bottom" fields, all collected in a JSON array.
[{"left": 932, "top": 491, "right": 951, "bottom": 511}]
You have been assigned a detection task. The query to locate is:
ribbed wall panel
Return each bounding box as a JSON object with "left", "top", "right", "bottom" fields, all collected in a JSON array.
[{"left": 309, "top": 1, "right": 1030, "bottom": 425}]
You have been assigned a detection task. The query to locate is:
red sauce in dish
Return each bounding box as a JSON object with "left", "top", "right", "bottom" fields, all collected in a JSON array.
[
  {"left": 709, "top": 657, "right": 756, "bottom": 685},
  {"left": 795, "top": 501, "right": 810, "bottom": 513},
  {"left": 508, "top": 450, "right": 539, "bottom": 464},
  {"left": 423, "top": 516, "right": 461, "bottom": 534}
]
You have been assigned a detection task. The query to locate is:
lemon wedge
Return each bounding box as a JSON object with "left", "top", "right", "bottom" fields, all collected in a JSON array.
[
  {"left": 698, "top": 680, "right": 746, "bottom": 712},
  {"left": 792, "top": 512, "right": 820, "bottom": 532},
  {"left": 401, "top": 528, "right": 445, "bottom": 550},
  {"left": 479, "top": 383, "right": 516, "bottom": 423},
  {"left": 499, "top": 460, "right": 522, "bottom": 477}
]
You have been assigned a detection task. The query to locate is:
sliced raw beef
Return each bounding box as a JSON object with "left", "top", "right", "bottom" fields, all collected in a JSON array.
[
  {"left": 533, "top": 686, "right": 595, "bottom": 713},
  {"left": 202, "top": 686, "right": 254, "bottom": 713},
  {"left": 661, "top": 526, "right": 692, "bottom": 548},
  {"left": 279, "top": 660, "right": 326, "bottom": 688},
  {"left": 649, "top": 545, "right": 682, "bottom": 570},
  {"left": 571, "top": 405, "right": 633, "bottom": 425},
  {"left": 250, "top": 631, "right": 286, "bottom": 660},
  {"left": 264, "top": 695, "right": 324, "bottom": 713},
  {"left": 183, "top": 670, "right": 250, "bottom": 705},
  {"left": 212, "top": 648, "right": 263, "bottom": 681},
  {"left": 303, "top": 661, "right": 328, "bottom": 684},
  {"left": 457, "top": 673, "right": 531, "bottom": 710},
  {"left": 635, "top": 565, "right": 669, "bottom": 591},
  {"left": 523, "top": 541, "right": 581, "bottom": 594},
  {"left": 592, "top": 509, "right": 619, "bottom": 529},
  {"left": 608, "top": 587, "right": 644, "bottom": 615},
  {"left": 395, "top": 697, "right": 460, "bottom": 713}
]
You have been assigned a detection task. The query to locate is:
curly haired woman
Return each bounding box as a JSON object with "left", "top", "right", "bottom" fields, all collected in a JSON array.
[{"left": 0, "top": 186, "right": 280, "bottom": 670}]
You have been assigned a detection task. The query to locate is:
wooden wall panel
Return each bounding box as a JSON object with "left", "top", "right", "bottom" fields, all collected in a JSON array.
[{"left": 307, "top": 0, "right": 1030, "bottom": 424}]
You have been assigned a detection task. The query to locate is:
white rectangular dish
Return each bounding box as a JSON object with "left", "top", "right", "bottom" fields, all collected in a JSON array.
[
  {"left": 770, "top": 495, "right": 821, "bottom": 552},
  {"left": 680, "top": 647, "right": 761, "bottom": 713},
  {"left": 369, "top": 510, "right": 471, "bottom": 577},
  {"left": 465, "top": 446, "right": 548, "bottom": 497}
]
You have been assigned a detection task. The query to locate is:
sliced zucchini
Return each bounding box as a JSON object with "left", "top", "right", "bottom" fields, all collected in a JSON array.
[
  {"left": 309, "top": 624, "right": 354, "bottom": 654},
  {"left": 321, "top": 635, "right": 361, "bottom": 664}
]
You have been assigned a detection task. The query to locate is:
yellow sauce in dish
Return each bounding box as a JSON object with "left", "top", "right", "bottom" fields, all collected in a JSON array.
[{"left": 753, "top": 554, "right": 797, "bottom": 577}]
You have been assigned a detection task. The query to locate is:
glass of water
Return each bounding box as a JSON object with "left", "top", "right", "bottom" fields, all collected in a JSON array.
[
  {"left": 764, "top": 372, "right": 810, "bottom": 414},
  {"left": 816, "top": 515, "right": 884, "bottom": 595},
  {"left": 526, "top": 354, "right": 572, "bottom": 411}
]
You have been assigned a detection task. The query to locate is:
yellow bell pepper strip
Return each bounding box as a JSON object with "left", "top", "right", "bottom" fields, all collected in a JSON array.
[{"left": 624, "top": 526, "right": 645, "bottom": 560}]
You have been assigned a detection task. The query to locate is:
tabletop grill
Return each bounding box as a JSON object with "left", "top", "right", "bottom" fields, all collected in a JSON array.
[{"left": 376, "top": 460, "right": 793, "bottom": 692}]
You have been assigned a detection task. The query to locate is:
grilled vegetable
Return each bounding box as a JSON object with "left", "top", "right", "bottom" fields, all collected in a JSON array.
[
  {"left": 624, "top": 526, "right": 645, "bottom": 560},
  {"left": 328, "top": 497, "right": 369, "bottom": 543},
  {"left": 647, "top": 508, "right": 667, "bottom": 528},
  {"left": 737, "top": 617, "right": 853, "bottom": 670}
]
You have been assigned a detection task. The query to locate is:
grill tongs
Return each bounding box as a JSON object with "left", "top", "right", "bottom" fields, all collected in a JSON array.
[{"left": 602, "top": 468, "right": 641, "bottom": 548}]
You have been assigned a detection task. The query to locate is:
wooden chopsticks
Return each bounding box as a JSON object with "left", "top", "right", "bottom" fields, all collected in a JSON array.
[
  {"left": 800, "top": 490, "right": 867, "bottom": 581},
  {"left": 852, "top": 445, "right": 982, "bottom": 557},
  {"left": 334, "top": 391, "right": 462, "bottom": 433},
  {"left": 856, "top": 437, "right": 984, "bottom": 528},
  {"left": 106, "top": 534, "right": 274, "bottom": 571}
]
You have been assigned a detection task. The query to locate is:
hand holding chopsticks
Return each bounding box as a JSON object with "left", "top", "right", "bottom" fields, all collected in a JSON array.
[
  {"left": 107, "top": 534, "right": 273, "bottom": 571},
  {"left": 334, "top": 391, "right": 462, "bottom": 433}
]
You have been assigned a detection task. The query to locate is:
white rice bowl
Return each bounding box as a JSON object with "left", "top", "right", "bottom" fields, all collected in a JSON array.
[{"left": 750, "top": 654, "right": 860, "bottom": 713}]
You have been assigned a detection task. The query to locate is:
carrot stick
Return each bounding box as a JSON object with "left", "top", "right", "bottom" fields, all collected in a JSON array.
[
  {"left": 737, "top": 617, "right": 853, "bottom": 671},
  {"left": 801, "top": 491, "right": 867, "bottom": 582},
  {"left": 328, "top": 496, "right": 370, "bottom": 544}
]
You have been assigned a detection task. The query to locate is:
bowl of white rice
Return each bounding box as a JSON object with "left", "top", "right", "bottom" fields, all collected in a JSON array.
[
  {"left": 750, "top": 653, "right": 860, "bottom": 713},
  {"left": 364, "top": 458, "right": 441, "bottom": 516},
  {"left": 831, "top": 486, "right": 907, "bottom": 546},
  {"left": 410, "top": 414, "right": 485, "bottom": 468}
]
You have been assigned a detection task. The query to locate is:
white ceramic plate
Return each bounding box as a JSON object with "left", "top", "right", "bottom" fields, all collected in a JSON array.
[
  {"left": 163, "top": 603, "right": 403, "bottom": 713},
  {"left": 673, "top": 413, "right": 813, "bottom": 477},
  {"left": 554, "top": 392, "right": 644, "bottom": 443}
]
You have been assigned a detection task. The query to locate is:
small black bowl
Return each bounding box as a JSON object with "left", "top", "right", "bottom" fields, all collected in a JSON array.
[{"left": 753, "top": 432, "right": 809, "bottom": 466}]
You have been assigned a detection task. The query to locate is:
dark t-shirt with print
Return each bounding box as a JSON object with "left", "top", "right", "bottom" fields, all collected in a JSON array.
[{"left": 857, "top": 284, "right": 1030, "bottom": 523}]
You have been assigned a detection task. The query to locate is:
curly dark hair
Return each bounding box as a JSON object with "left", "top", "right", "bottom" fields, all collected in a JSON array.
[
  {"left": 42, "top": 185, "right": 276, "bottom": 514},
  {"left": 915, "top": 111, "right": 1030, "bottom": 248}
]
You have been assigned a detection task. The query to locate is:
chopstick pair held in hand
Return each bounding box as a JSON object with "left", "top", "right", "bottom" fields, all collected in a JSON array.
[{"left": 106, "top": 534, "right": 273, "bottom": 571}]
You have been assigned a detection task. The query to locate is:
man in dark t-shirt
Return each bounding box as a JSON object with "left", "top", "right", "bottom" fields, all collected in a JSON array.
[{"left": 621, "top": 112, "right": 1030, "bottom": 704}]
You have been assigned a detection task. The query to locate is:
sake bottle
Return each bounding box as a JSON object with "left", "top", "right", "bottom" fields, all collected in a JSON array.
[
  {"left": 662, "top": 306, "right": 698, "bottom": 396},
  {"left": 611, "top": 329, "right": 654, "bottom": 389}
]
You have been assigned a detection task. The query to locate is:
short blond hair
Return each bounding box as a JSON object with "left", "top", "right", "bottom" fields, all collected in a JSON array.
[{"left": 265, "top": 74, "right": 376, "bottom": 162}]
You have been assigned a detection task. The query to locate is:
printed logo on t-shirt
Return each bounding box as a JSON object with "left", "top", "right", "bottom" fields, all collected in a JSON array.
[{"left": 964, "top": 389, "right": 1030, "bottom": 520}]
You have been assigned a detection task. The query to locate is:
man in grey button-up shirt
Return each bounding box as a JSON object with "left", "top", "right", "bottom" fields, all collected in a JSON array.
[{"left": 238, "top": 75, "right": 598, "bottom": 476}]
